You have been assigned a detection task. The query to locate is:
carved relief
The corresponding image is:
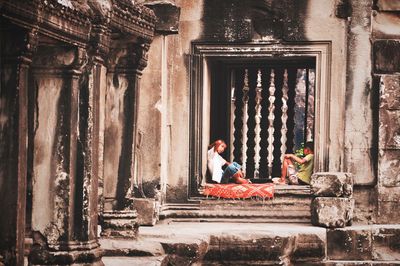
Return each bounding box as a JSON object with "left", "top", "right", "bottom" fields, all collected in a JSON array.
[
  {"left": 107, "top": 41, "right": 150, "bottom": 72},
  {"left": 32, "top": 46, "right": 88, "bottom": 71}
]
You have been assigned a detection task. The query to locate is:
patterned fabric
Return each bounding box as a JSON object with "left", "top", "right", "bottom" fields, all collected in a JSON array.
[{"left": 203, "top": 183, "right": 274, "bottom": 199}]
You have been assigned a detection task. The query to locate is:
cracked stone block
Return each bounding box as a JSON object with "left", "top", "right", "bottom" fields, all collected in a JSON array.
[
  {"left": 311, "top": 197, "right": 355, "bottom": 228},
  {"left": 132, "top": 198, "right": 159, "bottom": 226},
  {"left": 373, "top": 226, "right": 400, "bottom": 261},
  {"left": 374, "top": 40, "right": 400, "bottom": 73},
  {"left": 327, "top": 228, "right": 372, "bottom": 260},
  {"left": 378, "top": 149, "right": 400, "bottom": 187},
  {"left": 311, "top": 172, "right": 353, "bottom": 197},
  {"left": 379, "top": 75, "right": 400, "bottom": 110}
]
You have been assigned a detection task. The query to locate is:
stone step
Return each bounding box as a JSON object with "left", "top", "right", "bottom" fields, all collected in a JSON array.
[
  {"left": 102, "top": 256, "right": 168, "bottom": 266},
  {"left": 324, "top": 261, "right": 400, "bottom": 265},
  {"left": 101, "top": 222, "right": 327, "bottom": 265},
  {"left": 160, "top": 193, "right": 312, "bottom": 223}
]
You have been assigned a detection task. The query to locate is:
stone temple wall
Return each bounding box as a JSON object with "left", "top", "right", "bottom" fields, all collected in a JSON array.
[{"left": 372, "top": 0, "right": 400, "bottom": 224}]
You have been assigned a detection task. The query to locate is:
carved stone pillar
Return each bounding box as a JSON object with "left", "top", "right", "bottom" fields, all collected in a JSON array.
[
  {"left": 28, "top": 44, "right": 102, "bottom": 265},
  {"left": 0, "top": 22, "right": 38, "bottom": 266},
  {"left": 102, "top": 41, "right": 150, "bottom": 237}
]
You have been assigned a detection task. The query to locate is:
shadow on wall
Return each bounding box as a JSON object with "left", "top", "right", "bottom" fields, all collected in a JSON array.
[{"left": 201, "top": 0, "right": 309, "bottom": 42}]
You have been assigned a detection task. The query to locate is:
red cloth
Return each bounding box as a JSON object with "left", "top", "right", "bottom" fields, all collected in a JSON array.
[{"left": 203, "top": 183, "right": 274, "bottom": 199}]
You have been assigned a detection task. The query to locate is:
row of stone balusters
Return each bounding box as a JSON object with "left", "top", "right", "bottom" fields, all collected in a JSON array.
[
  {"left": 310, "top": 172, "right": 355, "bottom": 228},
  {"left": 232, "top": 68, "right": 290, "bottom": 178}
]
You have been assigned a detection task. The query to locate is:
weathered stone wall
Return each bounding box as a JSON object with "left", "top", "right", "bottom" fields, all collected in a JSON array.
[
  {"left": 373, "top": 0, "right": 400, "bottom": 224},
  {"left": 136, "top": 36, "right": 162, "bottom": 199},
  {"left": 140, "top": 0, "right": 349, "bottom": 203}
]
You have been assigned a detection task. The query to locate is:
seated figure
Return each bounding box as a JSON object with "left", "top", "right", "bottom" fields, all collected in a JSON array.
[
  {"left": 207, "top": 139, "right": 250, "bottom": 184},
  {"left": 273, "top": 141, "right": 314, "bottom": 185}
]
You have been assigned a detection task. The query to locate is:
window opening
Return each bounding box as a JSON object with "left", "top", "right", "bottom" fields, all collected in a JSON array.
[{"left": 210, "top": 61, "right": 315, "bottom": 180}]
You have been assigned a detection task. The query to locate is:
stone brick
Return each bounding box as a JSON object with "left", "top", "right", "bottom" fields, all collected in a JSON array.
[
  {"left": 372, "top": 226, "right": 400, "bottom": 260},
  {"left": 160, "top": 238, "right": 208, "bottom": 263},
  {"left": 377, "top": 186, "right": 400, "bottom": 202},
  {"left": 374, "top": 40, "right": 400, "bottom": 73},
  {"left": 292, "top": 234, "right": 326, "bottom": 263},
  {"left": 378, "top": 149, "right": 400, "bottom": 187},
  {"left": 132, "top": 198, "right": 159, "bottom": 226},
  {"left": 377, "top": 201, "right": 400, "bottom": 224},
  {"left": 327, "top": 227, "right": 372, "bottom": 260},
  {"left": 377, "top": 0, "right": 400, "bottom": 11},
  {"left": 311, "top": 172, "right": 353, "bottom": 197},
  {"left": 144, "top": 1, "right": 180, "bottom": 34},
  {"left": 204, "top": 233, "right": 295, "bottom": 262},
  {"left": 311, "top": 197, "right": 355, "bottom": 228},
  {"left": 100, "top": 210, "right": 139, "bottom": 238},
  {"left": 372, "top": 13, "right": 400, "bottom": 39},
  {"left": 379, "top": 75, "right": 400, "bottom": 110},
  {"left": 379, "top": 110, "right": 400, "bottom": 150},
  {"left": 353, "top": 187, "right": 376, "bottom": 224}
]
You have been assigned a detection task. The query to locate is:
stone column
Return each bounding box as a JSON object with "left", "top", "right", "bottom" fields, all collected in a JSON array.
[
  {"left": 102, "top": 41, "right": 150, "bottom": 237},
  {"left": 0, "top": 22, "right": 38, "bottom": 266},
  {"left": 372, "top": 1, "right": 400, "bottom": 224},
  {"left": 28, "top": 45, "right": 102, "bottom": 265}
]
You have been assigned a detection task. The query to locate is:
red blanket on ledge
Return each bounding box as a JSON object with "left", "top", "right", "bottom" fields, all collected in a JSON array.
[{"left": 203, "top": 183, "right": 275, "bottom": 199}]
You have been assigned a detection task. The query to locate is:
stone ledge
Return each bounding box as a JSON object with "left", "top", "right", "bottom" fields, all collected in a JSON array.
[{"left": 327, "top": 225, "right": 400, "bottom": 261}]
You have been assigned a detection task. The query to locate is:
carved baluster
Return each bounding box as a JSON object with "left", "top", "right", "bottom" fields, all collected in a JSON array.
[
  {"left": 241, "top": 69, "right": 249, "bottom": 175},
  {"left": 294, "top": 69, "right": 307, "bottom": 151},
  {"left": 280, "top": 69, "right": 289, "bottom": 162},
  {"left": 306, "top": 68, "right": 315, "bottom": 142},
  {"left": 254, "top": 69, "right": 262, "bottom": 178},
  {"left": 230, "top": 69, "right": 236, "bottom": 162},
  {"left": 267, "top": 69, "right": 276, "bottom": 178}
]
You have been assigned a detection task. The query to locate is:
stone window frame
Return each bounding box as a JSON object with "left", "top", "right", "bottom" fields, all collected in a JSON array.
[{"left": 189, "top": 41, "right": 332, "bottom": 196}]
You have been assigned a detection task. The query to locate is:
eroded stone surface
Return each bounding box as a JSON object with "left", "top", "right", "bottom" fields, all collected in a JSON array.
[
  {"left": 373, "top": 226, "right": 400, "bottom": 260},
  {"left": 327, "top": 227, "right": 372, "bottom": 260},
  {"left": 292, "top": 233, "right": 326, "bottom": 263},
  {"left": 311, "top": 172, "right": 353, "bottom": 197},
  {"left": 379, "top": 110, "right": 400, "bottom": 150},
  {"left": 205, "top": 233, "right": 296, "bottom": 262},
  {"left": 377, "top": 201, "right": 400, "bottom": 224},
  {"left": 374, "top": 40, "right": 400, "bottom": 73},
  {"left": 101, "top": 210, "right": 139, "bottom": 238},
  {"left": 380, "top": 75, "right": 400, "bottom": 110},
  {"left": 311, "top": 197, "right": 355, "bottom": 228},
  {"left": 376, "top": 0, "right": 400, "bottom": 11},
  {"left": 133, "top": 198, "right": 159, "bottom": 226},
  {"left": 378, "top": 149, "right": 400, "bottom": 187},
  {"left": 372, "top": 12, "right": 400, "bottom": 39},
  {"left": 160, "top": 237, "right": 209, "bottom": 264}
]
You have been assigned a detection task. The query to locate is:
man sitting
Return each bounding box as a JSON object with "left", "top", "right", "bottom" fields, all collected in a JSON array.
[{"left": 273, "top": 141, "right": 314, "bottom": 185}]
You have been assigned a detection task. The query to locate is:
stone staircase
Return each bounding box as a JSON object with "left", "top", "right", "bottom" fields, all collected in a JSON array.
[
  {"left": 100, "top": 222, "right": 400, "bottom": 265},
  {"left": 159, "top": 185, "right": 312, "bottom": 223}
]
